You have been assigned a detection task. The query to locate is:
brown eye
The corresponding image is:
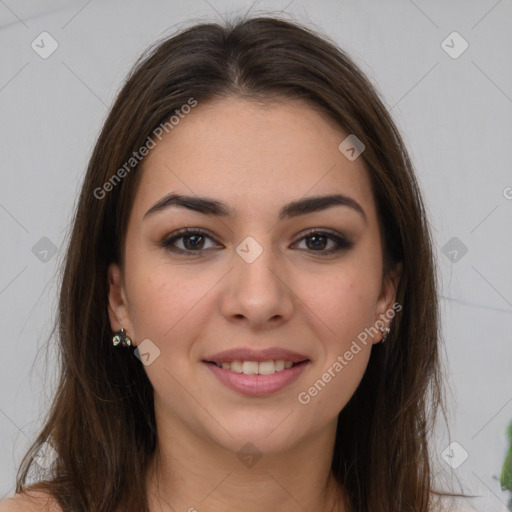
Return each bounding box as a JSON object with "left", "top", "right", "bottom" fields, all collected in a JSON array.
[
  {"left": 305, "top": 234, "right": 328, "bottom": 250},
  {"left": 293, "top": 230, "right": 354, "bottom": 254},
  {"left": 160, "top": 228, "right": 353, "bottom": 256},
  {"left": 161, "top": 229, "right": 221, "bottom": 254},
  {"left": 182, "top": 234, "right": 205, "bottom": 250}
]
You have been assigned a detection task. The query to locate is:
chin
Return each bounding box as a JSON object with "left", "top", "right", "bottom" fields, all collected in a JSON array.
[{"left": 203, "top": 412, "right": 310, "bottom": 456}]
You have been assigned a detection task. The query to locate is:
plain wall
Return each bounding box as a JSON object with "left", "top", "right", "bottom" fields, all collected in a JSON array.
[{"left": 1, "top": 1, "right": 511, "bottom": 510}]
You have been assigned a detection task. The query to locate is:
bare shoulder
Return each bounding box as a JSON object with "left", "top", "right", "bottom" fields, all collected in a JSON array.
[{"left": 0, "top": 491, "right": 63, "bottom": 512}]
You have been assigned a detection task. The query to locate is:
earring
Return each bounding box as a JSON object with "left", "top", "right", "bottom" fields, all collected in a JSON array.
[
  {"left": 112, "top": 328, "right": 132, "bottom": 347},
  {"left": 379, "top": 326, "right": 390, "bottom": 343}
]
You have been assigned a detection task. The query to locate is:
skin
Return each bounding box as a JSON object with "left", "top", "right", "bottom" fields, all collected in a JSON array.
[{"left": 107, "top": 97, "right": 400, "bottom": 512}]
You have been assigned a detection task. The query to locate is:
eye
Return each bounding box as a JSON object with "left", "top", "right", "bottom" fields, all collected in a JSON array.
[
  {"left": 292, "top": 229, "right": 353, "bottom": 254},
  {"left": 160, "top": 228, "right": 221, "bottom": 254},
  {"left": 160, "top": 228, "right": 353, "bottom": 256}
]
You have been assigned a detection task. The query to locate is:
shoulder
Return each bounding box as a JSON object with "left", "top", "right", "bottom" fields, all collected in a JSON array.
[{"left": 0, "top": 491, "right": 63, "bottom": 512}]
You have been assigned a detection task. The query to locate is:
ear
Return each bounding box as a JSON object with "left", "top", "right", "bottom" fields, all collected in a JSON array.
[
  {"left": 373, "top": 262, "right": 402, "bottom": 344},
  {"left": 107, "top": 262, "right": 136, "bottom": 344}
]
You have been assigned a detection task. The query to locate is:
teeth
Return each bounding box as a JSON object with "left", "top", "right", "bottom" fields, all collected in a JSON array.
[
  {"left": 242, "top": 361, "right": 259, "bottom": 375},
  {"left": 212, "top": 359, "right": 299, "bottom": 374},
  {"left": 231, "top": 360, "right": 243, "bottom": 373},
  {"left": 258, "top": 361, "right": 275, "bottom": 375}
]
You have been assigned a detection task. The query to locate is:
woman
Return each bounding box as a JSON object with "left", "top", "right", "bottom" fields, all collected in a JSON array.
[{"left": 2, "top": 14, "right": 454, "bottom": 512}]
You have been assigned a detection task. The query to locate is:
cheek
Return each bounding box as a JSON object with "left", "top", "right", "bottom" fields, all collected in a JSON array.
[
  {"left": 299, "top": 256, "right": 382, "bottom": 415},
  {"left": 296, "top": 272, "right": 377, "bottom": 419},
  {"left": 298, "top": 346, "right": 371, "bottom": 427},
  {"left": 300, "top": 261, "right": 382, "bottom": 346},
  {"left": 125, "top": 259, "right": 215, "bottom": 342}
]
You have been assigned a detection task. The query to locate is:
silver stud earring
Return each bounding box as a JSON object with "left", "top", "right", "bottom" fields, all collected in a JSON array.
[
  {"left": 379, "top": 326, "right": 390, "bottom": 343},
  {"left": 112, "top": 328, "right": 132, "bottom": 347}
]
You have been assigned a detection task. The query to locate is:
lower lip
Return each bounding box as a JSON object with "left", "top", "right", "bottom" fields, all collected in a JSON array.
[{"left": 204, "top": 361, "right": 309, "bottom": 396}]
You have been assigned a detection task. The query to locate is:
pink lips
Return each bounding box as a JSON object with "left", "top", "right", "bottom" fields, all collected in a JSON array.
[{"left": 202, "top": 347, "right": 310, "bottom": 397}]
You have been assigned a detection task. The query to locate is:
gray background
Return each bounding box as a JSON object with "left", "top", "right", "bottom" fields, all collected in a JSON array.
[{"left": 1, "top": 0, "right": 511, "bottom": 510}]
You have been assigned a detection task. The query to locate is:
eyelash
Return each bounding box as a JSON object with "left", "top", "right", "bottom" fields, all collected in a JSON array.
[{"left": 159, "top": 228, "right": 354, "bottom": 256}]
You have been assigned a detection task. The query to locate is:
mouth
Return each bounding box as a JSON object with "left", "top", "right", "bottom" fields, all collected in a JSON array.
[
  {"left": 203, "top": 358, "right": 310, "bottom": 396},
  {"left": 202, "top": 347, "right": 311, "bottom": 395},
  {"left": 203, "top": 359, "right": 309, "bottom": 375}
]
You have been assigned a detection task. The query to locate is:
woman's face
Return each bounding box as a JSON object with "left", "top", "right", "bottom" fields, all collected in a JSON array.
[{"left": 108, "top": 96, "right": 399, "bottom": 454}]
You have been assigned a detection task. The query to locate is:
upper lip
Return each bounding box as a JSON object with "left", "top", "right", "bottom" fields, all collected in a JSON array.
[{"left": 203, "top": 347, "right": 310, "bottom": 363}]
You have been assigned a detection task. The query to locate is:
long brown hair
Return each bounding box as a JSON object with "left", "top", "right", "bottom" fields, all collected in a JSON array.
[{"left": 15, "top": 14, "right": 453, "bottom": 512}]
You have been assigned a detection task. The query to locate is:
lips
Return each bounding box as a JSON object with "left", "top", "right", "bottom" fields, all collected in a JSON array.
[{"left": 202, "top": 347, "right": 310, "bottom": 396}]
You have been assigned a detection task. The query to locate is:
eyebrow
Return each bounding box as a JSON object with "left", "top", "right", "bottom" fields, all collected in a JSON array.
[{"left": 143, "top": 192, "right": 367, "bottom": 223}]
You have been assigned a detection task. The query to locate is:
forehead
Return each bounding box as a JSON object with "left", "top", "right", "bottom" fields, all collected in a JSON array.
[{"left": 132, "top": 96, "right": 377, "bottom": 222}]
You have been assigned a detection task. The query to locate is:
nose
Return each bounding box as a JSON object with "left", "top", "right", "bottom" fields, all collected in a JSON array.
[{"left": 220, "top": 240, "right": 295, "bottom": 330}]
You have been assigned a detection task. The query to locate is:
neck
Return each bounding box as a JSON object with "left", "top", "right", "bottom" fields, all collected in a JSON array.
[{"left": 145, "top": 408, "right": 347, "bottom": 512}]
